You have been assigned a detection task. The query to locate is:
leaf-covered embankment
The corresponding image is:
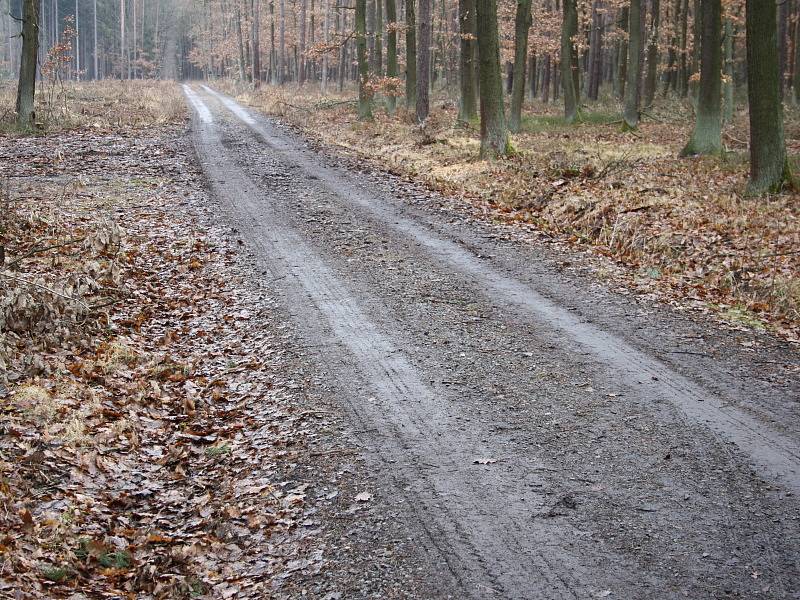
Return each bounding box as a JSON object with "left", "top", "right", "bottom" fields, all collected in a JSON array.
[{"left": 0, "top": 82, "right": 343, "bottom": 598}]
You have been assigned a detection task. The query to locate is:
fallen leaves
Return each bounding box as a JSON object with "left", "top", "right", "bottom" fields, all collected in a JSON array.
[{"left": 0, "top": 115, "right": 332, "bottom": 598}]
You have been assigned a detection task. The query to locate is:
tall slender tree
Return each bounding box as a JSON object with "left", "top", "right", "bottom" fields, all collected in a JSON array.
[
  {"left": 560, "top": 0, "right": 579, "bottom": 123},
  {"left": 406, "top": 0, "right": 417, "bottom": 108},
  {"left": 416, "top": 0, "right": 431, "bottom": 120},
  {"left": 509, "top": 0, "right": 532, "bottom": 131},
  {"left": 356, "top": 0, "right": 373, "bottom": 118},
  {"left": 386, "top": 0, "right": 399, "bottom": 113},
  {"left": 745, "top": 0, "right": 792, "bottom": 193},
  {"left": 476, "top": 0, "right": 508, "bottom": 156},
  {"left": 643, "top": 0, "right": 660, "bottom": 107},
  {"left": 457, "top": 0, "right": 478, "bottom": 122},
  {"left": 622, "top": 0, "right": 642, "bottom": 129},
  {"left": 16, "top": 0, "right": 38, "bottom": 127}
]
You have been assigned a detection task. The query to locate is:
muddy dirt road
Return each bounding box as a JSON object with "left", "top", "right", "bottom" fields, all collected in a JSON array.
[{"left": 183, "top": 84, "right": 800, "bottom": 599}]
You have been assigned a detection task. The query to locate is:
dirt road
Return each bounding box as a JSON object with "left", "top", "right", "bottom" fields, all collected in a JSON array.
[{"left": 183, "top": 84, "right": 800, "bottom": 599}]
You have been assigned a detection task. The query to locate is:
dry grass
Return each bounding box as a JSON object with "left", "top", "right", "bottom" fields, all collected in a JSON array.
[
  {"left": 0, "top": 79, "right": 186, "bottom": 132},
  {"left": 234, "top": 83, "right": 799, "bottom": 340}
]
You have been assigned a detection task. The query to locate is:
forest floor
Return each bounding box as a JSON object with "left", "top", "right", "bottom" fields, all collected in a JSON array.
[
  {"left": 228, "top": 83, "right": 800, "bottom": 343},
  {"left": 1, "top": 80, "right": 800, "bottom": 599},
  {"left": 0, "top": 82, "right": 436, "bottom": 598}
]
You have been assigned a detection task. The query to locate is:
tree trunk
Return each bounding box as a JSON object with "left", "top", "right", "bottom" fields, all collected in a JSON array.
[
  {"left": 623, "top": 0, "right": 642, "bottom": 128},
  {"left": 723, "top": 17, "right": 733, "bottom": 121},
  {"left": 794, "top": 5, "right": 800, "bottom": 103},
  {"left": 678, "top": 0, "right": 688, "bottom": 94},
  {"left": 457, "top": 0, "right": 478, "bottom": 121},
  {"left": 689, "top": 0, "right": 701, "bottom": 101},
  {"left": 561, "top": 0, "right": 579, "bottom": 122},
  {"left": 386, "top": 0, "right": 398, "bottom": 112},
  {"left": 542, "top": 53, "right": 551, "bottom": 102},
  {"left": 416, "top": 0, "right": 431, "bottom": 121},
  {"left": 509, "top": 0, "right": 531, "bottom": 131},
  {"left": 121, "top": 0, "right": 127, "bottom": 78},
  {"left": 476, "top": 0, "right": 508, "bottom": 156},
  {"left": 237, "top": 5, "right": 247, "bottom": 81},
  {"left": 745, "top": 0, "right": 792, "bottom": 193},
  {"left": 253, "top": 0, "right": 261, "bottom": 86},
  {"left": 93, "top": 0, "right": 98, "bottom": 78},
  {"left": 357, "top": 0, "right": 373, "bottom": 118},
  {"left": 663, "top": 0, "right": 679, "bottom": 94},
  {"left": 406, "top": 0, "right": 417, "bottom": 108},
  {"left": 587, "top": 0, "right": 602, "bottom": 100},
  {"left": 643, "top": 0, "right": 660, "bottom": 107},
  {"left": 322, "top": 0, "right": 330, "bottom": 91},
  {"left": 376, "top": 0, "right": 383, "bottom": 74},
  {"left": 615, "top": 6, "right": 628, "bottom": 98},
  {"left": 279, "top": 0, "right": 285, "bottom": 83},
  {"left": 16, "top": 0, "right": 38, "bottom": 127},
  {"left": 368, "top": 0, "right": 376, "bottom": 69},
  {"left": 299, "top": 0, "right": 307, "bottom": 84},
  {"left": 680, "top": 0, "right": 721, "bottom": 155}
]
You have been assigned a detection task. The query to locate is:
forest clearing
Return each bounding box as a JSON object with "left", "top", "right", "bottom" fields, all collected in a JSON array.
[{"left": 1, "top": 0, "right": 800, "bottom": 592}]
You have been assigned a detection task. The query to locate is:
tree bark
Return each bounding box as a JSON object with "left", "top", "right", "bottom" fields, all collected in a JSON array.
[
  {"left": 322, "top": 0, "right": 330, "bottom": 91},
  {"left": 357, "top": 0, "right": 373, "bottom": 118},
  {"left": 508, "top": 0, "right": 531, "bottom": 131},
  {"left": 416, "top": 0, "right": 431, "bottom": 121},
  {"left": 16, "top": 0, "right": 38, "bottom": 127},
  {"left": 745, "top": 0, "right": 792, "bottom": 193},
  {"left": 723, "top": 17, "right": 733, "bottom": 121},
  {"left": 406, "top": 0, "right": 417, "bottom": 108},
  {"left": 300, "top": 0, "right": 307, "bottom": 84},
  {"left": 615, "top": 6, "right": 628, "bottom": 98},
  {"left": 680, "top": 0, "right": 721, "bottom": 155},
  {"left": 93, "top": 0, "right": 98, "bottom": 78},
  {"left": 457, "top": 0, "right": 478, "bottom": 121},
  {"left": 794, "top": 5, "right": 800, "bottom": 103},
  {"left": 279, "top": 0, "right": 286, "bottom": 83},
  {"left": 121, "top": 0, "right": 127, "bottom": 78},
  {"left": 678, "top": 0, "right": 688, "bottom": 94},
  {"left": 623, "top": 0, "right": 642, "bottom": 128},
  {"left": 376, "top": 0, "right": 383, "bottom": 74},
  {"left": 386, "top": 0, "right": 398, "bottom": 112},
  {"left": 561, "top": 0, "right": 579, "bottom": 123},
  {"left": 476, "top": 0, "right": 508, "bottom": 157},
  {"left": 643, "top": 0, "right": 660, "bottom": 107},
  {"left": 253, "top": 0, "right": 261, "bottom": 86}
]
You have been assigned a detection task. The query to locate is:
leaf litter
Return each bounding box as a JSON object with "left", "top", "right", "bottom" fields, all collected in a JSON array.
[{"left": 0, "top": 120, "right": 344, "bottom": 597}]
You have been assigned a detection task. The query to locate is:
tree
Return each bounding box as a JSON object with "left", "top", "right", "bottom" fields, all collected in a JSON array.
[
  {"left": 252, "top": 0, "right": 262, "bottom": 87},
  {"left": 745, "top": 0, "right": 792, "bottom": 193},
  {"left": 643, "top": 0, "right": 660, "bottom": 108},
  {"left": 615, "top": 6, "right": 629, "bottom": 98},
  {"left": 560, "top": 0, "right": 579, "bottom": 123},
  {"left": 406, "top": 0, "right": 417, "bottom": 108},
  {"left": 622, "top": 0, "right": 642, "bottom": 129},
  {"left": 476, "top": 0, "right": 509, "bottom": 157},
  {"left": 16, "top": 0, "right": 38, "bottom": 128},
  {"left": 386, "top": 0, "right": 399, "bottom": 113},
  {"left": 457, "top": 0, "right": 478, "bottom": 123},
  {"left": 723, "top": 17, "right": 733, "bottom": 122},
  {"left": 508, "top": 0, "right": 532, "bottom": 132},
  {"left": 356, "top": 0, "right": 373, "bottom": 119},
  {"left": 416, "top": 0, "right": 431, "bottom": 121},
  {"left": 680, "top": 0, "right": 721, "bottom": 155}
]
